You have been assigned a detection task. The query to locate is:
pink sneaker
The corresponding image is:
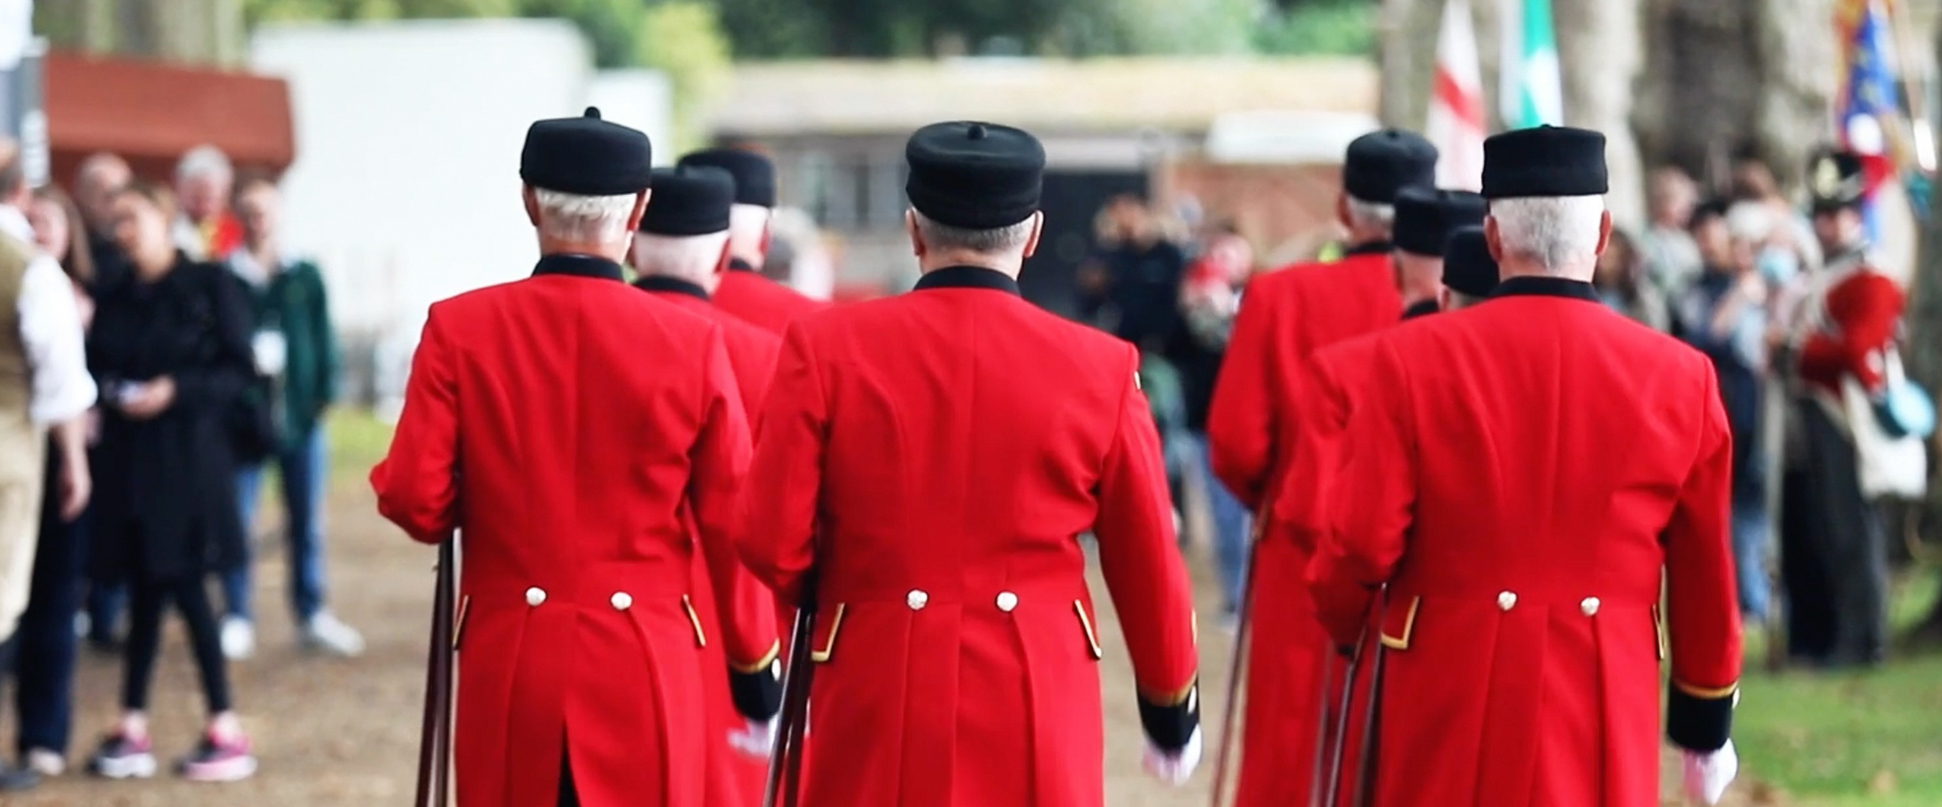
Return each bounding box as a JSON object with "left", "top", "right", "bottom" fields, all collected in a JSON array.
[
  {"left": 178, "top": 731, "right": 257, "bottom": 783},
  {"left": 88, "top": 731, "right": 157, "bottom": 779}
]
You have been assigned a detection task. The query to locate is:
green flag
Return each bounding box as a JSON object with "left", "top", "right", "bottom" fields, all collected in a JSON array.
[{"left": 1500, "top": 0, "right": 1563, "bottom": 129}]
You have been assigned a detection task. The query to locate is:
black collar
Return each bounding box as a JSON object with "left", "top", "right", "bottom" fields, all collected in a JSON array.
[
  {"left": 632, "top": 275, "right": 710, "bottom": 302},
  {"left": 1401, "top": 298, "right": 1441, "bottom": 320},
  {"left": 532, "top": 254, "right": 625, "bottom": 282},
  {"left": 912, "top": 266, "right": 1022, "bottom": 296},
  {"left": 1345, "top": 240, "right": 1392, "bottom": 257},
  {"left": 1491, "top": 276, "right": 1601, "bottom": 302},
  {"left": 728, "top": 257, "right": 758, "bottom": 273}
]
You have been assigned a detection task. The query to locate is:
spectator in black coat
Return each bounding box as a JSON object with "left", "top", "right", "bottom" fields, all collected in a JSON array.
[{"left": 83, "top": 181, "right": 257, "bottom": 783}]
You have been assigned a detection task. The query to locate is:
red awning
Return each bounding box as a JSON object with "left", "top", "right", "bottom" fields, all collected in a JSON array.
[{"left": 44, "top": 51, "right": 294, "bottom": 186}]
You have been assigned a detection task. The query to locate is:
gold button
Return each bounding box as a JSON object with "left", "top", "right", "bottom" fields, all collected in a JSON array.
[
  {"left": 996, "top": 592, "right": 1019, "bottom": 612},
  {"left": 1580, "top": 597, "right": 1600, "bottom": 617},
  {"left": 1496, "top": 591, "right": 1517, "bottom": 612},
  {"left": 907, "top": 590, "right": 929, "bottom": 610},
  {"left": 525, "top": 587, "right": 547, "bottom": 607},
  {"left": 611, "top": 592, "right": 633, "bottom": 611}
]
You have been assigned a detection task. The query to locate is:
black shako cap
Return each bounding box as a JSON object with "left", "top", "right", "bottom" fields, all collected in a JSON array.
[
  {"left": 1808, "top": 147, "right": 1866, "bottom": 213},
  {"left": 1393, "top": 188, "right": 1487, "bottom": 256},
  {"left": 1343, "top": 129, "right": 1439, "bottom": 205},
  {"left": 640, "top": 165, "right": 734, "bottom": 236},
  {"left": 678, "top": 148, "right": 777, "bottom": 208},
  {"left": 1482, "top": 125, "right": 1609, "bottom": 199},
  {"left": 1441, "top": 225, "right": 1499, "bottom": 298},
  {"left": 905, "top": 121, "right": 1046, "bottom": 230},
  {"left": 520, "top": 107, "right": 652, "bottom": 196}
]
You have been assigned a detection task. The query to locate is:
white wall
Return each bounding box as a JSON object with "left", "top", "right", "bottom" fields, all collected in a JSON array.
[
  {"left": 587, "top": 69, "right": 674, "bottom": 166},
  {"left": 252, "top": 20, "right": 672, "bottom": 412},
  {"left": 252, "top": 19, "right": 593, "bottom": 336}
]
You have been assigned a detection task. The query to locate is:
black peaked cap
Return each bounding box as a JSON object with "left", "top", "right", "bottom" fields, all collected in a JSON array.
[
  {"left": 905, "top": 121, "right": 1045, "bottom": 230},
  {"left": 641, "top": 165, "right": 734, "bottom": 236},
  {"left": 678, "top": 148, "right": 777, "bottom": 208},
  {"left": 1482, "top": 125, "right": 1608, "bottom": 199},
  {"left": 520, "top": 107, "right": 652, "bottom": 196},
  {"left": 1343, "top": 129, "right": 1439, "bottom": 205}
]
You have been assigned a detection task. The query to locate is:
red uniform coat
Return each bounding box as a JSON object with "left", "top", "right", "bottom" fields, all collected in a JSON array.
[
  {"left": 1796, "top": 256, "right": 1905, "bottom": 397},
  {"left": 636, "top": 276, "right": 784, "bottom": 807},
  {"left": 372, "top": 255, "right": 779, "bottom": 807},
  {"left": 1308, "top": 277, "right": 1743, "bottom": 807},
  {"left": 714, "top": 260, "right": 830, "bottom": 336},
  {"left": 1204, "top": 246, "right": 1401, "bottom": 807},
  {"left": 736, "top": 266, "right": 1200, "bottom": 807}
]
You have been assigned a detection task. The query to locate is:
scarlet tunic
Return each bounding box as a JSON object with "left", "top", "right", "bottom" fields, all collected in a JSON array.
[
  {"left": 372, "top": 254, "right": 779, "bottom": 807},
  {"left": 736, "top": 266, "right": 1200, "bottom": 807},
  {"left": 1795, "top": 257, "right": 1906, "bottom": 397},
  {"left": 1309, "top": 277, "right": 1742, "bottom": 807},
  {"left": 1204, "top": 245, "right": 1401, "bottom": 807},
  {"left": 714, "top": 260, "right": 830, "bottom": 336},
  {"left": 635, "top": 275, "right": 784, "bottom": 807}
]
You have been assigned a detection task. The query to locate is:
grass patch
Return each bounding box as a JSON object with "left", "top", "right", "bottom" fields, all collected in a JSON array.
[
  {"left": 326, "top": 407, "right": 396, "bottom": 485},
  {"left": 1736, "top": 573, "right": 1942, "bottom": 805}
]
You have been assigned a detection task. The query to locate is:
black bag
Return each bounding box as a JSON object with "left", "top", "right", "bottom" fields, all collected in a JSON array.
[{"left": 228, "top": 377, "right": 279, "bottom": 464}]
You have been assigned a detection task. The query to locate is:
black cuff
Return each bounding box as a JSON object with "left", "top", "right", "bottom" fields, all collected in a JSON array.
[
  {"left": 1666, "top": 681, "right": 1736, "bottom": 752},
  {"left": 728, "top": 662, "right": 783, "bottom": 722},
  {"left": 1137, "top": 681, "right": 1200, "bottom": 752}
]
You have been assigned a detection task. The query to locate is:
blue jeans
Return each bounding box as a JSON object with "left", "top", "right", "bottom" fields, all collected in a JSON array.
[
  {"left": 17, "top": 450, "right": 89, "bottom": 755},
  {"left": 224, "top": 428, "right": 330, "bottom": 623},
  {"left": 1187, "top": 431, "right": 1251, "bottom": 614},
  {"left": 1732, "top": 498, "right": 1772, "bottom": 622}
]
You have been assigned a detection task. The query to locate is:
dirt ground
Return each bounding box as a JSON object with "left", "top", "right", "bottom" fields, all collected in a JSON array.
[{"left": 5, "top": 478, "right": 1759, "bottom": 806}]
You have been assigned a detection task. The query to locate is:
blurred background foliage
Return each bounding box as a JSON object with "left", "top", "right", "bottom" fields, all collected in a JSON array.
[{"left": 239, "top": 0, "right": 1379, "bottom": 64}]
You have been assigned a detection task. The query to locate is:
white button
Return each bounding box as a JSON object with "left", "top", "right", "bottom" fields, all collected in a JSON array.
[
  {"left": 1496, "top": 591, "right": 1517, "bottom": 612},
  {"left": 996, "top": 592, "right": 1019, "bottom": 612},
  {"left": 907, "top": 590, "right": 929, "bottom": 610},
  {"left": 611, "top": 592, "right": 633, "bottom": 611},
  {"left": 525, "top": 587, "right": 547, "bottom": 607},
  {"left": 1580, "top": 597, "right": 1601, "bottom": 617}
]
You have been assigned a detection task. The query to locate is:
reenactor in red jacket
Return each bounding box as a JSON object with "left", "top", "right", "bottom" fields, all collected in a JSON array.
[
  {"left": 735, "top": 120, "right": 1201, "bottom": 806},
  {"left": 1208, "top": 129, "right": 1437, "bottom": 807},
  {"left": 1308, "top": 126, "right": 1743, "bottom": 807},
  {"left": 628, "top": 163, "right": 787, "bottom": 807},
  {"left": 675, "top": 148, "right": 829, "bottom": 334},
  {"left": 372, "top": 108, "right": 781, "bottom": 807}
]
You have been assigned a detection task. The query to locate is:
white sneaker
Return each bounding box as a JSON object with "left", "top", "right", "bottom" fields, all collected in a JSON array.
[
  {"left": 220, "top": 617, "right": 255, "bottom": 661},
  {"left": 301, "top": 612, "right": 366, "bottom": 657},
  {"left": 26, "top": 748, "right": 65, "bottom": 777}
]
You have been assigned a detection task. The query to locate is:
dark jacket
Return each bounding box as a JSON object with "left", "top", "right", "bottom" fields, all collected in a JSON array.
[
  {"left": 234, "top": 255, "right": 339, "bottom": 447},
  {"left": 88, "top": 255, "right": 252, "bottom": 582}
]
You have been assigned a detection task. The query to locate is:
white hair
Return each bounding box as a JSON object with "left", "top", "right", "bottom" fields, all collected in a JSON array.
[
  {"left": 913, "top": 210, "right": 1034, "bottom": 254},
  {"left": 535, "top": 188, "right": 637, "bottom": 243},
  {"left": 175, "top": 145, "right": 232, "bottom": 184},
  {"left": 1345, "top": 196, "right": 1395, "bottom": 231},
  {"left": 1489, "top": 195, "right": 1605, "bottom": 274},
  {"left": 631, "top": 231, "right": 731, "bottom": 282},
  {"left": 1725, "top": 201, "right": 1774, "bottom": 243}
]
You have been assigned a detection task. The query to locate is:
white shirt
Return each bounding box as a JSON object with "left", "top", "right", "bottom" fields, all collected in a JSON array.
[{"left": 0, "top": 205, "right": 97, "bottom": 425}]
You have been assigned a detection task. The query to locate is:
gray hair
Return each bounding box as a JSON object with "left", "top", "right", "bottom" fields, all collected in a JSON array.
[
  {"left": 1489, "top": 195, "right": 1605, "bottom": 274},
  {"left": 631, "top": 231, "right": 730, "bottom": 281},
  {"left": 913, "top": 210, "right": 1034, "bottom": 254},
  {"left": 535, "top": 188, "right": 637, "bottom": 244},
  {"left": 1345, "top": 196, "right": 1395, "bottom": 231},
  {"left": 175, "top": 145, "right": 233, "bottom": 184}
]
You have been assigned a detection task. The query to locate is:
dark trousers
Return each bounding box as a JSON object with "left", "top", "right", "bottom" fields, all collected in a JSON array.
[
  {"left": 121, "top": 574, "right": 232, "bottom": 713},
  {"left": 12, "top": 450, "right": 88, "bottom": 756},
  {"left": 1782, "top": 401, "right": 1889, "bottom": 666}
]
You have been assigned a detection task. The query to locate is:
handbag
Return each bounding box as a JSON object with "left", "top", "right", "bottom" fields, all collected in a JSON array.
[
  {"left": 1872, "top": 346, "right": 1936, "bottom": 440},
  {"left": 195, "top": 266, "right": 280, "bottom": 464}
]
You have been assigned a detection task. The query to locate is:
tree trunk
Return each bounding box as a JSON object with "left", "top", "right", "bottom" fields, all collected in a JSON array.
[
  {"left": 1910, "top": 22, "right": 1942, "bottom": 645},
  {"left": 1633, "top": 0, "right": 1836, "bottom": 195},
  {"left": 1556, "top": 0, "right": 1645, "bottom": 227}
]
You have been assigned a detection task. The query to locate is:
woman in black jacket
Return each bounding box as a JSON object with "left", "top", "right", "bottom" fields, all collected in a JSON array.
[{"left": 84, "top": 181, "right": 256, "bottom": 783}]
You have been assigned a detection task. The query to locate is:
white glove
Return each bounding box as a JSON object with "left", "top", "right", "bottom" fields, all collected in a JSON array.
[
  {"left": 1681, "top": 739, "right": 1738, "bottom": 805},
  {"left": 1141, "top": 727, "right": 1203, "bottom": 786},
  {"left": 727, "top": 717, "right": 778, "bottom": 759}
]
